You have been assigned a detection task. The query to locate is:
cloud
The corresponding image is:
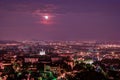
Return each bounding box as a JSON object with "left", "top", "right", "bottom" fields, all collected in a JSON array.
[
  {"left": 32, "top": 4, "right": 60, "bottom": 15},
  {"left": 31, "top": 4, "right": 66, "bottom": 25}
]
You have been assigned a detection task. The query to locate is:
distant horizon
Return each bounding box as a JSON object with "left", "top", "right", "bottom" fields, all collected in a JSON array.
[{"left": 0, "top": 39, "right": 120, "bottom": 42}]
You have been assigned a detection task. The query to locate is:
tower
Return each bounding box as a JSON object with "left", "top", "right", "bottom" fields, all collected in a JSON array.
[{"left": 39, "top": 49, "right": 45, "bottom": 55}]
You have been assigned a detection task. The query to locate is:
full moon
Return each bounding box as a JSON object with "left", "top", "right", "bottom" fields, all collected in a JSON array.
[{"left": 44, "top": 16, "right": 49, "bottom": 20}]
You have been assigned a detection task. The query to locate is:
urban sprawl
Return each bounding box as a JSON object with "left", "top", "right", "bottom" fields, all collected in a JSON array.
[{"left": 0, "top": 40, "right": 120, "bottom": 80}]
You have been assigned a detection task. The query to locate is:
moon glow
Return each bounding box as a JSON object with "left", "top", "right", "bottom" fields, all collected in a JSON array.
[{"left": 44, "top": 16, "right": 49, "bottom": 20}]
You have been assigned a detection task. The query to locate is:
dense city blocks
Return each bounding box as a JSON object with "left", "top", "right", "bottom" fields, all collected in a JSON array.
[{"left": 0, "top": 40, "right": 120, "bottom": 80}]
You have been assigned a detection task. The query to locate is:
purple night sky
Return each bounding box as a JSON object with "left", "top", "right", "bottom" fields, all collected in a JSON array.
[{"left": 0, "top": 0, "right": 120, "bottom": 41}]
